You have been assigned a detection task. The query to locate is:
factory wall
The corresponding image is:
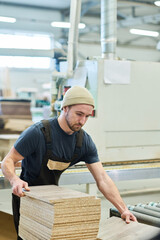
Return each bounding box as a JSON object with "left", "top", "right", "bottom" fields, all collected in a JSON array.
[{"left": 0, "top": 68, "right": 53, "bottom": 100}]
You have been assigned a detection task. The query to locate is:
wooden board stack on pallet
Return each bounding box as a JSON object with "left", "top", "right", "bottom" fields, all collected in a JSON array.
[
  {"left": 19, "top": 185, "right": 101, "bottom": 240},
  {"left": 0, "top": 99, "right": 32, "bottom": 120},
  {"left": 0, "top": 99, "right": 33, "bottom": 133}
]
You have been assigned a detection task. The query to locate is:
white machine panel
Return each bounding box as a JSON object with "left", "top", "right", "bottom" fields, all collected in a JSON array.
[{"left": 83, "top": 59, "right": 160, "bottom": 163}]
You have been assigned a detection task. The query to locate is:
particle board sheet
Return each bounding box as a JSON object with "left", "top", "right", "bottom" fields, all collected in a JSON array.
[
  {"left": 98, "top": 217, "right": 160, "bottom": 240},
  {"left": 19, "top": 185, "right": 101, "bottom": 240}
]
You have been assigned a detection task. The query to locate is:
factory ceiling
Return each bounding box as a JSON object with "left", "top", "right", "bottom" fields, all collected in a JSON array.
[{"left": 0, "top": 0, "right": 159, "bottom": 53}]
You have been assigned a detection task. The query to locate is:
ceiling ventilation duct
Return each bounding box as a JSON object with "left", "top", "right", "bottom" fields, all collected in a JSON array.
[{"left": 101, "top": 0, "right": 117, "bottom": 59}]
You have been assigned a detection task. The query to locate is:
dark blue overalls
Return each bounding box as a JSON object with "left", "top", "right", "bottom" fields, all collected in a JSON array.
[{"left": 12, "top": 119, "right": 83, "bottom": 240}]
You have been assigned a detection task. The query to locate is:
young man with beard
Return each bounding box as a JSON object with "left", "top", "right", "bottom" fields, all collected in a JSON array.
[{"left": 2, "top": 86, "right": 136, "bottom": 240}]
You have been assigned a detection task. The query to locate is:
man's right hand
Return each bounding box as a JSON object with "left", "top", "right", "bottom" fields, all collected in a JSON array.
[
  {"left": 1, "top": 146, "right": 30, "bottom": 197},
  {"left": 12, "top": 176, "right": 30, "bottom": 197}
]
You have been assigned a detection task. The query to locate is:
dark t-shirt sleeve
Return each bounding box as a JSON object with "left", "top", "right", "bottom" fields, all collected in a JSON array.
[
  {"left": 14, "top": 124, "right": 41, "bottom": 157},
  {"left": 82, "top": 133, "right": 99, "bottom": 164}
]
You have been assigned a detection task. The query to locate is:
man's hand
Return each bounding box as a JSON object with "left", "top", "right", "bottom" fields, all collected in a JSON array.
[
  {"left": 121, "top": 209, "right": 137, "bottom": 224},
  {"left": 1, "top": 146, "right": 29, "bottom": 197},
  {"left": 12, "top": 176, "right": 30, "bottom": 197}
]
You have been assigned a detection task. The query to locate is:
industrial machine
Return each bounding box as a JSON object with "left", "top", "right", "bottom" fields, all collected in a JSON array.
[{"left": 50, "top": 0, "right": 160, "bottom": 183}]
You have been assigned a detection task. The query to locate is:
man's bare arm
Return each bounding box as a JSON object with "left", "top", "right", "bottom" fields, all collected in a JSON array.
[
  {"left": 86, "top": 161, "right": 137, "bottom": 223},
  {"left": 1, "top": 146, "right": 30, "bottom": 197}
]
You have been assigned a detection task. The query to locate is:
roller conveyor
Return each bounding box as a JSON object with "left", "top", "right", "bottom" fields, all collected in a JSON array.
[
  {"left": 142, "top": 205, "right": 160, "bottom": 213},
  {"left": 128, "top": 206, "right": 160, "bottom": 218},
  {"left": 110, "top": 208, "right": 160, "bottom": 228},
  {"left": 110, "top": 202, "right": 160, "bottom": 228}
]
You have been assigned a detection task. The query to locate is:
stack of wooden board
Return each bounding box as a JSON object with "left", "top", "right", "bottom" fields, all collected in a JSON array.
[
  {"left": 3, "top": 119, "right": 33, "bottom": 133},
  {"left": 0, "top": 99, "right": 32, "bottom": 120},
  {"left": 19, "top": 185, "right": 101, "bottom": 240},
  {"left": 0, "top": 99, "right": 33, "bottom": 133}
]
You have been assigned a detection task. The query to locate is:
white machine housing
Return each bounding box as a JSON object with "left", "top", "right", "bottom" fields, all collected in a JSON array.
[{"left": 65, "top": 59, "right": 160, "bottom": 163}]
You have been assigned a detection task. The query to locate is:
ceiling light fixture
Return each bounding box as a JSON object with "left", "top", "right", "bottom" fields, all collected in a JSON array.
[
  {"left": 0, "top": 16, "right": 16, "bottom": 23},
  {"left": 51, "top": 22, "right": 85, "bottom": 29},
  {"left": 154, "top": 1, "right": 160, "bottom": 6},
  {"left": 130, "top": 28, "right": 159, "bottom": 37}
]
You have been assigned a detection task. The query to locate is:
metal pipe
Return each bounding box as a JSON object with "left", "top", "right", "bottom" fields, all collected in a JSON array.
[
  {"left": 67, "top": 0, "right": 81, "bottom": 77},
  {"left": 130, "top": 210, "right": 160, "bottom": 228},
  {"left": 144, "top": 205, "right": 160, "bottom": 213},
  {"left": 128, "top": 206, "right": 160, "bottom": 218},
  {"left": 110, "top": 207, "right": 160, "bottom": 227},
  {"left": 52, "top": 0, "right": 81, "bottom": 80},
  {"left": 138, "top": 204, "right": 160, "bottom": 213},
  {"left": 101, "top": 0, "right": 117, "bottom": 59}
]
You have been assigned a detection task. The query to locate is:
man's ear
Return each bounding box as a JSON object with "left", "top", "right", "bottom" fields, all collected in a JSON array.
[{"left": 63, "top": 106, "right": 68, "bottom": 113}]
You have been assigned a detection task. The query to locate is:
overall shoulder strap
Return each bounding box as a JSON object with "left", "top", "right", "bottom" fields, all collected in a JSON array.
[
  {"left": 76, "top": 129, "right": 84, "bottom": 148},
  {"left": 71, "top": 129, "right": 84, "bottom": 161},
  {"left": 41, "top": 120, "right": 52, "bottom": 148}
]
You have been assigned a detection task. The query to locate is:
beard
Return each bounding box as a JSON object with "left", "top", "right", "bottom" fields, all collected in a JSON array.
[{"left": 65, "top": 113, "right": 82, "bottom": 132}]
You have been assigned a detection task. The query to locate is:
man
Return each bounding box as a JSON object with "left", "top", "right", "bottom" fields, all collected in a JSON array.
[{"left": 2, "top": 86, "right": 136, "bottom": 240}]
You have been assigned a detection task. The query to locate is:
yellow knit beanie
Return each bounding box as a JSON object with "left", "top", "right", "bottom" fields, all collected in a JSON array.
[{"left": 61, "top": 86, "right": 94, "bottom": 109}]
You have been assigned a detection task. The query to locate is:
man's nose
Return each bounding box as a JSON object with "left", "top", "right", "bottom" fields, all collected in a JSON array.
[{"left": 79, "top": 116, "right": 86, "bottom": 125}]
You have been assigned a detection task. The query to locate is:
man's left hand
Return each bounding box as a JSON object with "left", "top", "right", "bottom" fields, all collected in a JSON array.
[{"left": 121, "top": 209, "right": 137, "bottom": 224}]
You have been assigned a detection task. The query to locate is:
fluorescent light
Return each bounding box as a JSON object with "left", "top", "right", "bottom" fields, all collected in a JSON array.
[
  {"left": 51, "top": 22, "right": 70, "bottom": 28},
  {"left": 0, "top": 16, "right": 16, "bottom": 23},
  {"left": 0, "top": 33, "right": 51, "bottom": 50},
  {"left": 154, "top": 1, "right": 160, "bottom": 6},
  {"left": 0, "top": 56, "right": 51, "bottom": 69},
  {"left": 130, "top": 28, "right": 159, "bottom": 37},
  {"left": 51, "top": 21, "right": 85, "bottom": 29}
]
